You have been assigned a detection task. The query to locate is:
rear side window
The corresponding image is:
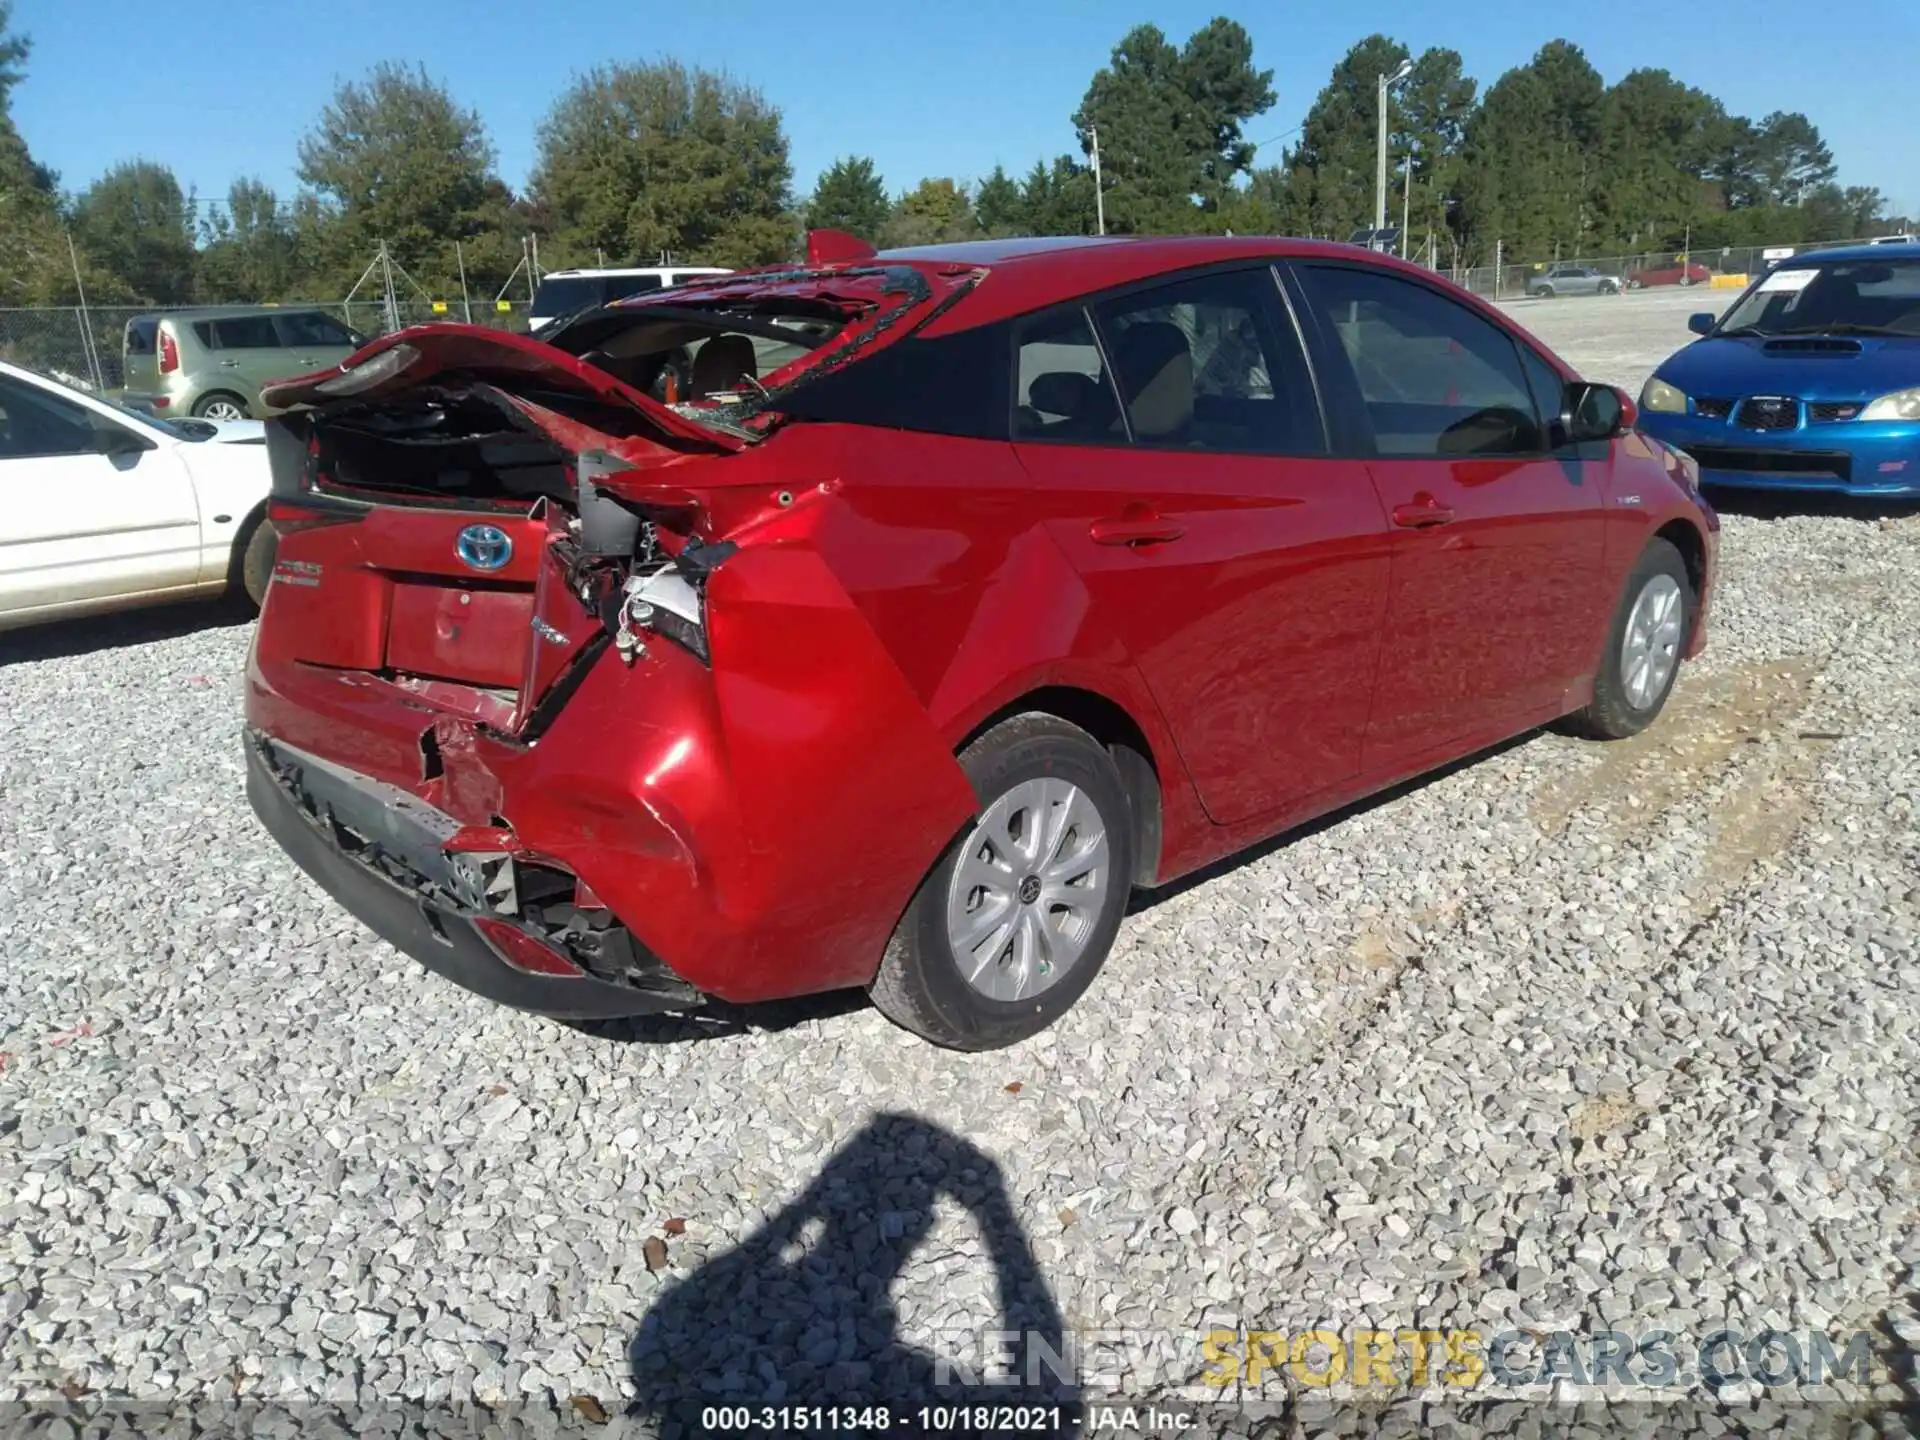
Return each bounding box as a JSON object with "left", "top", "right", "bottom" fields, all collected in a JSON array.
[
  {"left": 1092, "top": 267, "right": 1323, "bottom": 455},
  {"left": 125, "top": 319, "right": 157, "bottom": 356},
  {"left": 274, "top": 311, "right": 355, "bottom": 348},
  {"left": 1014, "top": 308, "right": 1121, "bottom": 441},
  {"left": 208, "top": 315, "right": 282, "bottom": 350},
  {"left": 604, "top": 275, "right": 665, "bottom": 302},
  {"left": 1297, "top": 265, "right": 1545, "bottom": 457},
  {"left": 777, "top": 323, "right": 1010, "bottom": 440},
  {"left": 532, "top": 277, "right": 604, "bottom": 315}
]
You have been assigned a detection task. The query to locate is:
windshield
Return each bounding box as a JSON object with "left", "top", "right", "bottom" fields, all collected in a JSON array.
[
  {"left": 99, "top": 391, "right": 196, "bottom": 439},
  {"left": 1717, "top": 258, "right": 1920, "bottom": 336}
]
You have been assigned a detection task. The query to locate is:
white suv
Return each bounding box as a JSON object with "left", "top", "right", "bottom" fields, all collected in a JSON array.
[{"left": 528, "top": 267, "right": 732, "bottom": 331}]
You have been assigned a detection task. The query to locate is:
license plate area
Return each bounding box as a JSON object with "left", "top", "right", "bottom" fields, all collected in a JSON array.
[{"left": 385, "top": 580, "right": 533, "bottom": 689}]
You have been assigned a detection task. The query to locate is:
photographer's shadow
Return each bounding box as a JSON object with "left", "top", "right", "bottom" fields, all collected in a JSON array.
[{"left": 629, "top": 1112, "right": 1078, "bottom": 1437}]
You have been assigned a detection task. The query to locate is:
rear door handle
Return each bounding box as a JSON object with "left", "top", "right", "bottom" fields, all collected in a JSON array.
[
  {"left": 219, "top": 359, "right": 240, "bottom": 368},
  {"left": 1391, "top": 499, "right": 1456, "bottom": 529},
  {"left": 1090, "top": 512, "right": 1185, "bottom": 547}
]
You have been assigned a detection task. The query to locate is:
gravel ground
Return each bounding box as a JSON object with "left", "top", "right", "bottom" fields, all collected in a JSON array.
[{"left": 2, "top": 289, "right": 1916, "bottom": 1436}]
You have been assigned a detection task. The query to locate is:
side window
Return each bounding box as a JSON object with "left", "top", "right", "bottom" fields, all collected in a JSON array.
[
  {"left": 1517, "top": 344, "right": 1568, "bottom": 434},
  {"left": 1014, "top": 307, "right": 1122, "bottom": 442},
  {"left": 210, "top": 315, "right": 281, "bottom": 349},
  {"left": 605, "top": 275, "right": 665, "bottom": 301},
  {"left": 1297, "top": 265, "right": 1545, "bottom": 457},
  {"left": 274, "top": 311, "right": 354, "bottom": 348},
  {"left": 192, "top": 321, "right": 215, "bottom": 348},
  {"left": 1092, "top": 268, "right": 1322, "bottom": 454},
  {"left": 0, "top": 375, "right": 101, "bottom": 460}
]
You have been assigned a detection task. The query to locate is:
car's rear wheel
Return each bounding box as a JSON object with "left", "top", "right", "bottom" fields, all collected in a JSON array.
[
  {"left": 869, "top": 713, "right": 1135, "bottom": 1051},
  {"left": 1679, "top": 273, "right": 1696, "bottom": 288},
  {"left": 193, "top": 391, "right": 251, "bottom": 421},
  {"left": 1536, "top": 285, "right": 1555, "bottom": 299},
  {"left": 1601, "top": 280, "right": 1621, "bottom": 294},
  {"left": 1566, "top": 537, "right": 1694, "bottom": 740}
]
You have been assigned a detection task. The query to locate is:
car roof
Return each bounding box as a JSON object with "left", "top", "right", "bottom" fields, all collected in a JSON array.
[
  {"left": 148, "top": 305, "right": 338, "bottom": 321},
  {"left": 892, "top": 234, "right": 1472, "bottom": 332},
  {"left": 1775, "top": 243, "right": 1920, "bottom": 266}
]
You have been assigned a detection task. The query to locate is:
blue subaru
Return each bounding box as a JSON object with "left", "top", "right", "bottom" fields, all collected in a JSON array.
[{"left": 1636, "top": 243, "right": 1920, "bottom": 496}]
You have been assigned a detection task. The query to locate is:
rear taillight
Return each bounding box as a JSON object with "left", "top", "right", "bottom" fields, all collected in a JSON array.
[
  {"left": 159, "top": 332, "right": 179, "bottom": 374},
  {"left": 267, "top": 498, "right": 362, "bottom": 538}
]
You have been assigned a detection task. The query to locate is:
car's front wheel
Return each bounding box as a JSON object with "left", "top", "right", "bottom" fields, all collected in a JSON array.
[
  {"left": 1567, "top": 537, "right": 1694, "bottom": 740},
  {"left": 1535, "top": 285, "right": 1555, "bottom": 299},
  {"left": 869, "top": 713, "right": 1135, "bottom": 1050}
]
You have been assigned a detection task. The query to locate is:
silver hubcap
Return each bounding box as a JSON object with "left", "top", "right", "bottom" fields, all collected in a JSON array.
[
  {"left": 203, "top": 400, "right": 244, "bottom": 420},
  {"left": 1621, "top": 573, "right": 1685, "bottom": 710},
  {"left": 944, "top": 777, "right": 1110, "bottom": 1002}
]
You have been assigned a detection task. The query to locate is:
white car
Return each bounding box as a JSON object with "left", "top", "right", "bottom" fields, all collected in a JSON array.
[
  {"left": 0, "top": 359, "right": 275, "bottom": 633},
  {"left": 528, "top": 266, "right": 733, "bottom": 332}
]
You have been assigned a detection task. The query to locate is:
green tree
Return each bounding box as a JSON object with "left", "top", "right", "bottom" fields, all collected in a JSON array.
[
  {"left": 1020, "top": 156, "right": 1097, "bottom": 236},
  {"left": 1279, "top": 34, "right": 1412, "bottom": 240},
  {"left": 1747, "top": 111, "right": 1837, "bottom": 207},
  {"left": 70, "top": 160, "right": 198, "bottom": 303},
  {"left": 1072, "top": 18, "right": 1275, "bottom": 232},
  {"left": 531, "top": 61, "right": 796, "bottom": 271},
  {"left": 973, "top": 164, "right": 1025, "bottom": 236},
  {"left": 880, "top": 177, "right": 976, "bottom": 247},
  {"left": 295, "top": 62, "right": 500, "bottom": 296},
  {"left": 807, "top": 156, "right": 889, "bottom": 242},
  {"left": 1591, "top": 71, "right": 1723, "bottom": 249},
  {"left": 1456, "top": 41, "right": 1607, "bottom": 261},
  {"left": 197, "top": 179, "right": 296, "bottom": 301}
]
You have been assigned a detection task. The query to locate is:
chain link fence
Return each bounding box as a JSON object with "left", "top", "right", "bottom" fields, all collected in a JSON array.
[{"left": 1440, "top": 234, "right": 1898, "bottom": 301}]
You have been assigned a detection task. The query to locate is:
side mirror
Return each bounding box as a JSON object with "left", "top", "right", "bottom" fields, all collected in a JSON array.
[
  {"left": 94, "top": 423, "right": 152, "bottom": 458},
  {"left": 1563, "top": 381, "right": 1634, "bottom": 443},
  {"left": 1687, "top": 312, "right": 1717, "bottom": 337}
]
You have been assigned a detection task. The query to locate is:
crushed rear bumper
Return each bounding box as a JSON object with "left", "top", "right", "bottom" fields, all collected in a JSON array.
[{"left": 245, "top": 732, "right": 702, "bottom": 1020}]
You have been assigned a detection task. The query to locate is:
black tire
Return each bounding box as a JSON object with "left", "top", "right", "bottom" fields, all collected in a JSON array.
[
  {"left": 1536, "top": 285, "right": 1555, "bottom": 299},
  {"left": 233, "top": 511, "right": 276, "bottom": 610},
  {"left": 1566, "top": 537, "right": 1694, "bottom": 740},
  {"left": 868, "top": 714, "right": 1135, "bottom": 1051},
  {"left": 1679, "top": 274, "right": 1696, "bottom": 288},
  {"left": 1601, "top": 280, "right": 1621, "bottom": 295},
  {"left": 192, "top": 391, "right": 252, "bottom": 421}
]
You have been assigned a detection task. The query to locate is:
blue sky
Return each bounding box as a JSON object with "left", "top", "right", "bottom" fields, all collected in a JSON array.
[{"left": 14, "top": 0, "right": 1920, "bottom": 223}]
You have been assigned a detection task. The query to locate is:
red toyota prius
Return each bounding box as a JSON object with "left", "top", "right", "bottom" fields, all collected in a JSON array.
[{"left": 244, "top": 232, "right": 1717, "bottom": 1050}]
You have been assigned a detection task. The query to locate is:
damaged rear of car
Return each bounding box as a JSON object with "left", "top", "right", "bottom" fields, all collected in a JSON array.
[{"left": 244, "top": 251, "right": 991, "bottom": 1022}]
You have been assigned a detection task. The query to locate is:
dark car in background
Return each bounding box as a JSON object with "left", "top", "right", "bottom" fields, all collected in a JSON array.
[{"left": 1636, "top": 245, "right": 1920, "bottom": 496}]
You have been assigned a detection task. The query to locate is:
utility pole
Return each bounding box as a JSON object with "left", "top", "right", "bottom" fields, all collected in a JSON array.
[
  {"left": 1400, "top": 150, "right": 1412, "bottom": 259},
  {"left": 1090, "top": 126, "right": 1105, "bottom": 236},
  {"left": 1376, "top": 60, "right": 1411, "bottom": 240},
  {"left": 455, "top": 241, "right": 472, "bottom": 324}
]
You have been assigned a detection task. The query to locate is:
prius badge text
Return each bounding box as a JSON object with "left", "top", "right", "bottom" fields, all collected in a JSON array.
[{"left": 455, "top": 524, "right": 513, "bottom": 572}]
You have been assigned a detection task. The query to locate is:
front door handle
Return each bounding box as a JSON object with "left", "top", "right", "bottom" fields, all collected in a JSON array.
[
  {"left": 1391, "top": 497, "right": 1456, "bottom": 529},
  {"left": 219, "top": 359, "right": 240, "bottom": 368},
  {"left": 1090, "top": 511, "right": 1185, "bottom": 547}
]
